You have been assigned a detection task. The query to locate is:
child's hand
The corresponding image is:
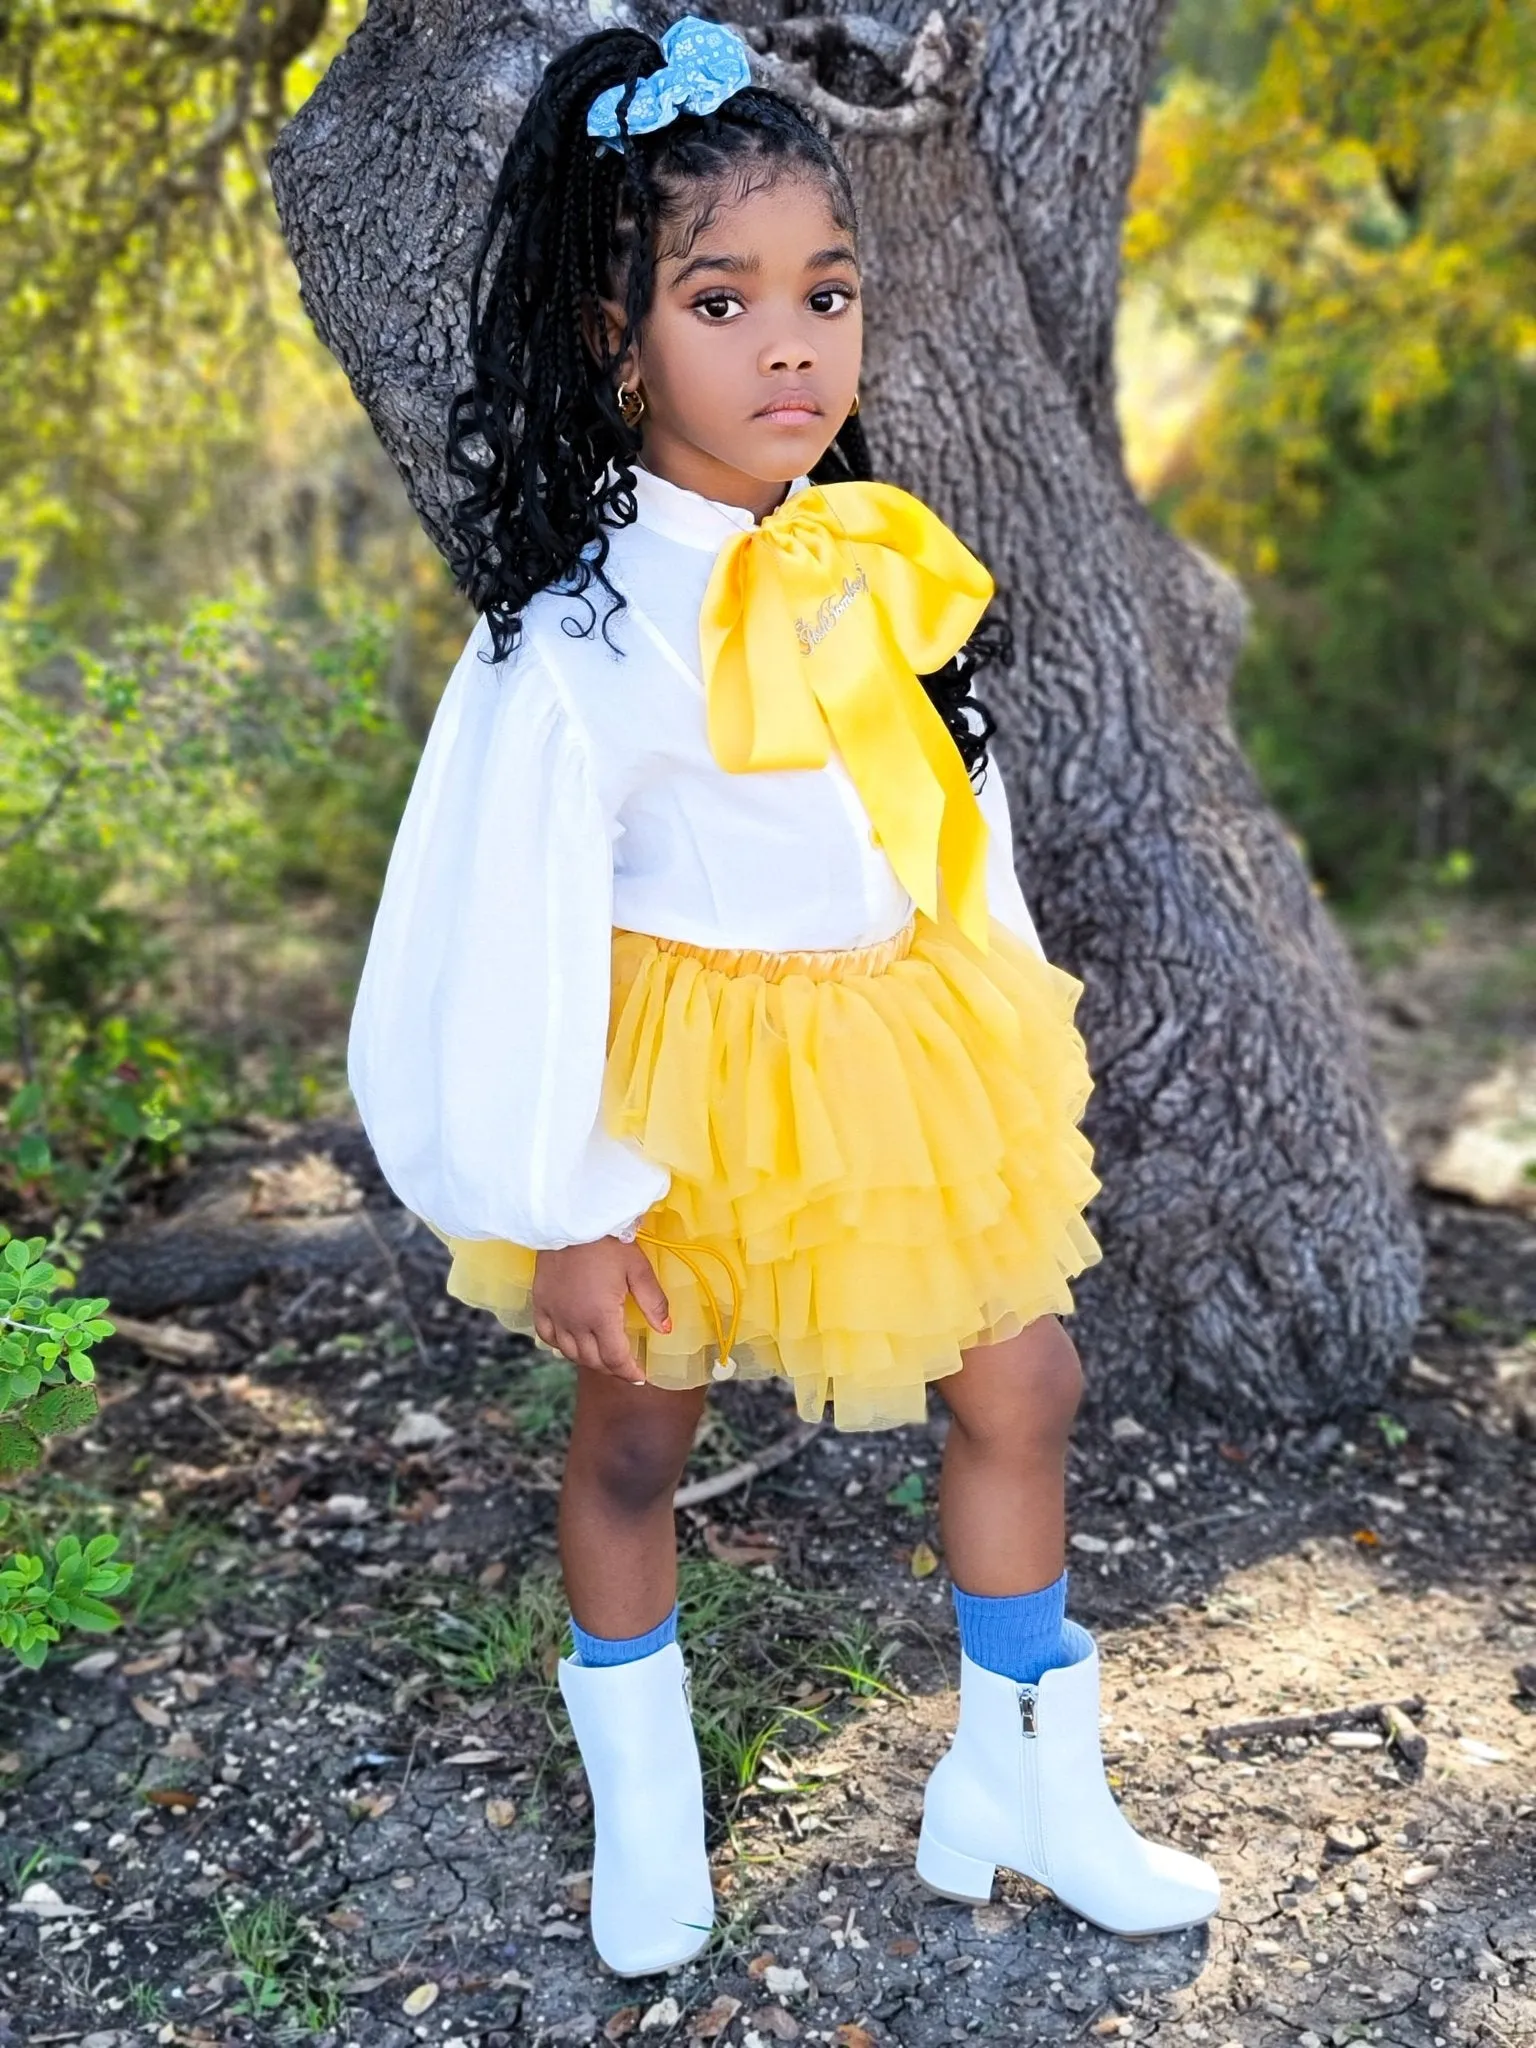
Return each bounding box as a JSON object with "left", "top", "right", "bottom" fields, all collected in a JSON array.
[{"left": 531, "top": 1238, "right": 671, "bottom": 1384}]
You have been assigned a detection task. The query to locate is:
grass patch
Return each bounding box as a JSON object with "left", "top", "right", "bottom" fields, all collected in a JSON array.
[
  {"left": 392, "top": 1552, "right": 904, "bottom": 1817},
  {"left": 216, "top": 1895, "right": 349, "bottom": 2035},
  {"left": 118, "top": 1513, "right": 247, "bottom": 1631},
  {"left": 812, "top": 1615, "right": 907, "bottom": 1700},
  {"left": 396, "top": 1562, "right": 570, "bottom": 1693}
]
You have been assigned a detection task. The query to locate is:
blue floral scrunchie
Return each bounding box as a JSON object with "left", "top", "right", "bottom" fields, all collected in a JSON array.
[{"left": 586, "top": 17, "right": 753, "bottom": 150}]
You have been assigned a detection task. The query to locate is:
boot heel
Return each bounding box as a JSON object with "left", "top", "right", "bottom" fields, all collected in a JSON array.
[{"left": 915, "top": 1826, "right": 996, "bottom": 1904}]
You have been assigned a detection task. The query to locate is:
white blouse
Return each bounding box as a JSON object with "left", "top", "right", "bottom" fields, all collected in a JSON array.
[{"left": 348, "top": 467, "right": 1047, "bottom": 1251}]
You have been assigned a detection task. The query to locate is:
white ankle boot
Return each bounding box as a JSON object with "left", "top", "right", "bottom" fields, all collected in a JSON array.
[
  {"left": 916, "top": 1626, "right": 1221, "bottom": 1935},
  {"left": 557, "top": 1639, "right": 715, "bottom": 1975}
]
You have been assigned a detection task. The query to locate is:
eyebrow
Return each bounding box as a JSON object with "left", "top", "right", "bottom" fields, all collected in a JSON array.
[
  {"left": 671, "top": 251, "right": 758, "bottom": 285},
  {"left": 669, "top": 242, "right": 861, "bottom": 286}
]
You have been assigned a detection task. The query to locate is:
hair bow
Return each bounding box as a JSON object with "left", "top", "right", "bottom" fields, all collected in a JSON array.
[{"left": 587, "top": 17, "right": 753, "bottom": 149}]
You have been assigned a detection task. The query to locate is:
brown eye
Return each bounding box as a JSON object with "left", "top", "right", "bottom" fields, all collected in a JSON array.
[
  {"left": 697, "top": 293, "right": 742, "bottom": 322},
  {"left": 809, "top": 285, "right": 854, "bottom": 315}
]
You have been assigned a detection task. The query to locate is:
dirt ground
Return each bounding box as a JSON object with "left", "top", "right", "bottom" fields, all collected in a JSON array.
[{"left": 0, "top": 913, "right": 1532, "bottom": 2048}]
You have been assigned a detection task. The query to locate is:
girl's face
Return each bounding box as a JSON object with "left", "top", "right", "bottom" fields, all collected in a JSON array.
[{"left": 614, "top": 171, "right": 863, "bottom": 520}]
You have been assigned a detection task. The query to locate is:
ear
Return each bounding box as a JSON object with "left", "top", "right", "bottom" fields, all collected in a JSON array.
[{"left": 582, "top": 294, "right": 636, "bottom": 387}]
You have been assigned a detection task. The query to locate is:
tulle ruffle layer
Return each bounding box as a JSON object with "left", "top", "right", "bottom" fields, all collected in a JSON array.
[{"left": 438, "top": 913, "right": 1103, "bottom": 1431}]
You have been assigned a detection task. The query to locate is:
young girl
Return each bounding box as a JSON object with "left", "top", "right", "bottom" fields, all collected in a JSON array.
[{"left": 349, "top": 18, "right": 1220, "bottom": 1979}]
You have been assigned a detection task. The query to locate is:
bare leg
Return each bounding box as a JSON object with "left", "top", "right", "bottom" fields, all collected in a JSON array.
[
  {"left": 936, "top": 1314, "right": 1084, "bottom": 1594},
  {"left": 558, "top": 1369, "right": 709, "bottom": 1638}
]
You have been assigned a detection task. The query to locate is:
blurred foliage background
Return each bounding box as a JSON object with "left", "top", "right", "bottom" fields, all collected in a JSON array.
[{"left": 0, "top": 0, "right": 1532, "bottom": 1236}]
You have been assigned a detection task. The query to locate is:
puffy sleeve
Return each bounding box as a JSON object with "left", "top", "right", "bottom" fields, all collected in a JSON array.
[
  {"left": 978, "top": 755, "right": 1048, "bottom": 960},
  {"left": 347, "top": 618, "right": 669, "bottom": 1248}
]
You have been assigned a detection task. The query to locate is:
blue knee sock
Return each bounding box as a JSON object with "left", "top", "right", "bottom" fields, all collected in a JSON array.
[
  {"left": 569, "top": 1601, "right": 679, "bottom": 1668},
  {"left": 951, "top": 1567, "right": 1090, "bottom": 1683}
]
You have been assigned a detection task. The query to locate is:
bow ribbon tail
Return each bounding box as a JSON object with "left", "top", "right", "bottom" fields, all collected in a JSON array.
[
  {"left": 903, "top": 669, "right": 992, "bottom": 952},
  {"left": 813, "top": 608, "right": 948, "bottom": 924},
  {"left": 703, "top": 537, "right": 828, "bottom": 772}
]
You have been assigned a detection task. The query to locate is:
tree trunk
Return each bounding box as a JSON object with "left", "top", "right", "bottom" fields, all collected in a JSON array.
[{"left": 270, "top": 0, "right": 1424, "bottom": 1427}]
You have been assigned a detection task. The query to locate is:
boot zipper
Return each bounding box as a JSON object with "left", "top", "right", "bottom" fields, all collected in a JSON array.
[{"left": 1017, "top": 1682, "right": 1048, "bottom": 1883}]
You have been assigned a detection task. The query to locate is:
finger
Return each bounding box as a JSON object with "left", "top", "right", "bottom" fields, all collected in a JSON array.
[
  {"left": 626, "top": 1250, "right": 672, "bottom": 1335},
  {"left": 552, "top": 1325, "right": 584, "bottom": 1367},
  {"left": 572, "top": 1329, "right": 610, "bottom": 1377},
  {"left": 533, "top": 1309, "right": 557, "bottom": 1350},
  {"left": 595, "top": 1311, "right": 646, "bottom": 1384}
]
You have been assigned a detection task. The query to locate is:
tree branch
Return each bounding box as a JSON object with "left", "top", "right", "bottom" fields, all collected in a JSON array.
[
  {"left": 730, "top": 12, "right": 982, "bottom": 142},
  {"left": 0, "top": 764, "right": 82, "bottom": 857},
  {"left": 56, "top": 10, "right": 230, "bottom": 56}
]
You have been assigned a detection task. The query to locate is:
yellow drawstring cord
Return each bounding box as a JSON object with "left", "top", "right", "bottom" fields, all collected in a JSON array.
[{"left": 633, "top": 1230, "right": 743, "bottom": 1380}]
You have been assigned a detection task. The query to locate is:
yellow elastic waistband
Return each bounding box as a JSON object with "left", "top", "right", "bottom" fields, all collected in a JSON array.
[{"left": 615, "top": 915, "right": 917, "bottom": 985}]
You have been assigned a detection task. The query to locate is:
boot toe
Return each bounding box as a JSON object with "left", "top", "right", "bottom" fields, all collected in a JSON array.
[
  {"left": 1125, "top": 1839, "right": 1222, "bottom": 1931},
  {"left": 595, "top": 1912, "right": 713, "bottom": 1978}
]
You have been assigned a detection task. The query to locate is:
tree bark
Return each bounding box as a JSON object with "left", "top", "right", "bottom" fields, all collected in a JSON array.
[{"left": 270, "top": 0, "right": 1424, "bottom": 1427}]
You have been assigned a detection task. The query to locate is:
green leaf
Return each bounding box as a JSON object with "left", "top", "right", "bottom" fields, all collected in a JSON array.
[
  {"left": 104, "top": 1098, "right": 143, "bottom": 1139},
  {"left": 58, "top": 1596, "right": 121, "bottom": 1633},
  {"left": 21, "top": 1384, "right": 99, "bottom": 1433},
  {"left": 15, "top": 1135, "right": 52, "bottom": 1177},
  {"left": 0, "top": 1421, "right": 41, "bottom": 1476},
  {"left": 885, "top": 1471, "right": 927, "bottom": 1515},
  {"left": 2, "top": 1243, "right": 29, "bottom": 1273},
  {"left": 6, "top": 1083, "right": 44, "bottom": 1127}
]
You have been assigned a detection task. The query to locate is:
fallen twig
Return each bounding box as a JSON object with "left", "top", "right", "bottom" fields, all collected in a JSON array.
[
  {"left": 1205, "top": 1695, "right": 1426, "bottom": 1761},
  {"left": 1379, "top": 1700, "right": 1429, "bottom": 1771},
  {"left": 104, "top": 1313, "right": 220, "bottom": 1365},
  {"left": 675, "top": 1421, "right": 824, "bottom": 1510}
]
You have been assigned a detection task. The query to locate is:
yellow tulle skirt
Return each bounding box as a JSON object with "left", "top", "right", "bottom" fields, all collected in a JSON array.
[{"left": 434, "top": 912, "right": 1103, "bottom": 1431}]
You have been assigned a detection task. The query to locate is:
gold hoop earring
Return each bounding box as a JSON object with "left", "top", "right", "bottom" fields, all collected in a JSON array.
[
  {"left": 617, "top": 382, "right": 646, "bottom": 426},
  {"left": 847, "top": 392, "right": 861, "bottom": 418}
]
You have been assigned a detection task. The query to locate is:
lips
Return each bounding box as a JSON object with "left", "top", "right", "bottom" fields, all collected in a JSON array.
[{"left": 755, "top": 390, "right": 823, "bottom": 422}]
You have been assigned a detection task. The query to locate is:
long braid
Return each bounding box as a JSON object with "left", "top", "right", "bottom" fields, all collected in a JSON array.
[{"left": 446, "top": 26, "right": 1000, "bottom": 774}]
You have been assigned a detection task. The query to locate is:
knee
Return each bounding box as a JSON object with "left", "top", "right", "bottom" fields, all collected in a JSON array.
[
  {"left": 576, "top": 1414, "right": 694, "bottom": 1515},
  {"left": 1043, "top": 1328, "right": 1086, "bottom": 1440},
  {"left": 952, "top": 1319, "right": 1084, "bottom": 1455}
]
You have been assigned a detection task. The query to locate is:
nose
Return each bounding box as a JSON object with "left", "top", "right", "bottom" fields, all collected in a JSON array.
[{"left": 760, "top": 325, "right": 817, "bottom": 376}]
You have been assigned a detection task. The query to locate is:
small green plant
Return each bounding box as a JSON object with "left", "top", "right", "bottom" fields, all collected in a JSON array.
[
  {"left": 1373, "top": 1411, "right": 1410, "bottom": 1450},
  {"left": 125, "top": 1981, "right": 166, "bottom": 2022},
  {"left": 885, "top": 1469, "right": 927, "bottom": 1515},
  {"left": 216, "top": 1895, "right": 347, "bottom": 2031},
  {"left": 693, "top": 1696, "right": 786, "bottom": 1794},
  {"left": 0, "top": 1226, "right": 131, "bottom": 1665},
  {"left": 815, "top": 1617, "right": 906, "bottom": 1700},
  {"left": 1448, "top": 1304, "right": 1492, "bottom": 1334}
]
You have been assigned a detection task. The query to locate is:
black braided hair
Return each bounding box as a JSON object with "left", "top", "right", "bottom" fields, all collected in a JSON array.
[{"left": 445, "top": 25, "right": 1001, "bottom": 777}]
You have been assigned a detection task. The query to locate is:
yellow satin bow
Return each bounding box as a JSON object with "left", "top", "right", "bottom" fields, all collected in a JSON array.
[{"left": 698, "top": 480, "right": 996, "bottom": 951}]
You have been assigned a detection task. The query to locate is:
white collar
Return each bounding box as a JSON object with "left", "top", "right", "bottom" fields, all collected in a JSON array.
[{"left": 628, "top": 464, "right": 813, "bottom": 550}]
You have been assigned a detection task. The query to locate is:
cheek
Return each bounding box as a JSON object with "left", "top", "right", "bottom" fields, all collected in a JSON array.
[{"left": 646, "top": 318, "right": 750, "bottom": 412}]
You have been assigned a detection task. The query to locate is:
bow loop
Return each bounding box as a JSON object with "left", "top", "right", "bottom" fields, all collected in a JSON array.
[{"left": 698, "top": 481, "right": 996, "bottom": 949}]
